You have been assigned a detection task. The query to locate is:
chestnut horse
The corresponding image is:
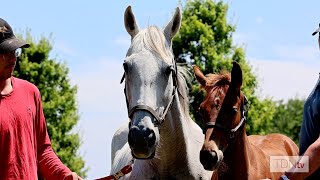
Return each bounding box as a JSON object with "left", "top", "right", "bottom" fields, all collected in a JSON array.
[{"left": 193, "top": 61, "right": 299, "bottom": 180}]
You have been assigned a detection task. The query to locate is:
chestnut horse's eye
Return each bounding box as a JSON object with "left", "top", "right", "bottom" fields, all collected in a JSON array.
[
  {"left": 232, "top": 106, "right": 238, "bottom": 114},
  {"left": 214, "top": 97, "right": 220, "bottom": 110}
]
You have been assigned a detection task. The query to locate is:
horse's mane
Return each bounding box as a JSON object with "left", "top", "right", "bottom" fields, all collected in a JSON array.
[
  {"left": 176, "top": 64, "right": 192, "bottom": 116},
  {"left": 204, "top": 72, "right": 231, "bottom": 91}
]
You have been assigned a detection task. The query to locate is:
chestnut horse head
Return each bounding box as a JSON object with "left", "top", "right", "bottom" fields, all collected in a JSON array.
[
  {"left": 193, "top": 61, "right": 249, "bottom": 170},
  {"left": 193, "top": 62, "right": 299, "bottom": 180}
]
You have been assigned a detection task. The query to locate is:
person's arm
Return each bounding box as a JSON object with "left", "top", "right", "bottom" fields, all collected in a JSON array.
[
  {"left": 284, "top": 135, "right": 320, "bottom": 180},
  {"left": 34, "top": 90, "right": 81, "bottom": 180}
]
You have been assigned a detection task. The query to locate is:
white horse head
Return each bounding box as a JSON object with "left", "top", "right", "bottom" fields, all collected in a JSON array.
[
  {"left": 123, "top": 5, "right": 181, "bottom": 159},
  {"left": 112, "top": 6, "right": 212, "bottom": 179}
]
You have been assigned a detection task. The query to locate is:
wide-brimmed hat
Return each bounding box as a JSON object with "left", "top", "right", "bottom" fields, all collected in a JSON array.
[
  {"left": 0, "top": 18, "right": 29, "bottom": 53},
  {"left": 312, "top": 23, "right": 320, "bottom": 36}
]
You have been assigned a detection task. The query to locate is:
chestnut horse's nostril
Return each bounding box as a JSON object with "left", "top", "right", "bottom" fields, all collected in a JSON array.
[{"left": 200, "top": 150, "right": 218, "bottom": 170}]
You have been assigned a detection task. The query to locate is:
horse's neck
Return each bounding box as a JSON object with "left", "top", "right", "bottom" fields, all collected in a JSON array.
[
  {"left": 149, "top": 94, "right": 203, "bottom": 175},
  {"left": 220, "top": 128, "right": 250, "bottom": 179},
  {"left": 154, "top": 94, "right": 190, "bottom": 165}
]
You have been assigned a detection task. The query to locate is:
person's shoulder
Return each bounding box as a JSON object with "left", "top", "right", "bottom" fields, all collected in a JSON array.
[
  {"left": 13, "top": 77, "right": 40, "bottom": 94},
  {"left": 307, "top": 76, "right": 320, "bottom": 100},
  {"left": 315, "top": 77, "right": 320, "bottom": 98},
  {"left": 312, "top": 78, "right": 320, "bottom": 121}
]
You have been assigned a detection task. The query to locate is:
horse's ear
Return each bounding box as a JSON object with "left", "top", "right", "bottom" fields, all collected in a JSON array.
[
  {"left": 163, "top": 7, "right": 181, "bottom": 43},
  {"left": 193, "top": 65, "right": 207, "bottom": 87},
  {"left": 124, "top": 6, "right": 140, "bottom": 38},
  {"left": 231, "top": 61, "right": 243, "bottom": 92}
]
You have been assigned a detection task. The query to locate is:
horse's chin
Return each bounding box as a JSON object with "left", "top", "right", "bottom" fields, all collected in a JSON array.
[
  {"left": 207, "top": 159, "right": 222, "bottom": 171},
  {"left": 131, "top": 148, "right": 156, "bottom": 159}
]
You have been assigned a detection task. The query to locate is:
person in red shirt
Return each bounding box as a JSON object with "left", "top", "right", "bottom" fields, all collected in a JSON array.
[{"left": 0, "top": 18, "right": 83, "bottom": 180}]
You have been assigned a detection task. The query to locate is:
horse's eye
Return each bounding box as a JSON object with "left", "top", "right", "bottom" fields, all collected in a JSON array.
[
  {"left": 123, "top": 62, "right": 129, "bottom": 72},
  {"left": 232, "top": 106, "right": 238, "bottom": 114},
  {"left": 213, "top": 102, "right": 220, "bottom": 110},
  {"left": 166, "top": 65, "right": 174, "bottom": 75},
  {"left": 214, "top": 97, "right": 220, "bottom": 110}
]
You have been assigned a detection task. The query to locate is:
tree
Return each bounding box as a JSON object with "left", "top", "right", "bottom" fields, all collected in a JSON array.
[
  {"left": 14, "top": 32, "right": 87, "bottom": 178},
  {"left": 173, "top": 0, "right": 276, "bottom": 134},
  {"left": 271, "top": 98, "right": 305, "bottom": 144}
]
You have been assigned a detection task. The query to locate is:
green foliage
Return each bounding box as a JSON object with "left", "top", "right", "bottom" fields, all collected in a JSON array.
[
  {"left": 245, "top": 97, "right": 276, "bottom": 135},
  {"left": 14, "top": 32, "right": 87, "bottom": 178},
  {"left": 270, "top": 98, "right": 305, "bottom": 144},
  {"left": 173, "top": 0, "right": 276, "bottom": 133}
]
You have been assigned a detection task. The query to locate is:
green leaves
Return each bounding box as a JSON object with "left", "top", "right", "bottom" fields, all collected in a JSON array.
[
  {"left": 271, "top": 98, "right": 305, "bottom": 143},
  {"left": 14, "top": 33, "right": 87, "bottom": 178}
]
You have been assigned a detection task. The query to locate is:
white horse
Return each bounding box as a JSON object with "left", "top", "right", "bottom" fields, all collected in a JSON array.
[{"left": 110, "top": 6, "right": 212, "bottom": 179}]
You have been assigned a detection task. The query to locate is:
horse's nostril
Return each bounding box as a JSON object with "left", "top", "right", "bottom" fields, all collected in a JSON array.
[
  {"left": 128, "top": 130, "right": 134, "bottom": 147},
  {"left": 147, "top": 130, "right": 156, "bottom": 148},
  {"left": 128, "top": 127, "right": 139, "bottom": 147},
  {"left": 210, "top": 151, "right": 218, "bottom": 162},
  {"left": 200, "top": 150, "right": 218, "bottom": 170}
]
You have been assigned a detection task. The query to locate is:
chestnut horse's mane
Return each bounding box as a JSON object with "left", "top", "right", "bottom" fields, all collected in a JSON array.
[{"left": 203, "top": 72, "right": 231, "bottom": 92}]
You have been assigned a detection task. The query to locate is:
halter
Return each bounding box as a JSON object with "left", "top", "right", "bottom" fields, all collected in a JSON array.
[
  {"left": 204, "top": 95, "right": 249, "bottom": 139},
  {"left": 120, "top": 60, "right": 178, "bottom": 128}
]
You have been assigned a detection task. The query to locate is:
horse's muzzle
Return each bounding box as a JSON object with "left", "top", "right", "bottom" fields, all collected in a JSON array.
[
  {"left": 128, "top": 126, "right": 157, "bottom": 159},
  {"left": 200, "top": 149, "right": 223, "bottom": 171}
]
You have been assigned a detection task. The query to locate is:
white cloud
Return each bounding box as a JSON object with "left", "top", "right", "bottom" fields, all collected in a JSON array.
[
  {"left": 273, "top": 45, "right": 320, "bottom": 63},
  {"left": 250, "top": 58, "right": 319, "bottom": 101}
]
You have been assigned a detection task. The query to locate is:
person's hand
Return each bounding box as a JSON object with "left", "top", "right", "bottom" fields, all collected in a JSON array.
[{"left": 64, "top": 172, "right": 84, "bottom": 180}]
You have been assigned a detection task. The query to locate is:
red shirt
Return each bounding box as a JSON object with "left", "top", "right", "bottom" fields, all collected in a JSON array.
[{"left": 0, "top": 77, "right": 72, "bottom": 180}]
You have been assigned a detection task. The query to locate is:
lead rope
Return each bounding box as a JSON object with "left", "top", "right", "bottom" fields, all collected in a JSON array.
[{"left": 95, "top": 159, "right": 135, "bottom": 180}]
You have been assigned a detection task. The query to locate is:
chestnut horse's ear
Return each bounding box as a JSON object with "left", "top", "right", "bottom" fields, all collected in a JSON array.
[
  {"left": 193, "top": 65, "right": 207, "bottom": 87},
  {"left": 124, "top": 6, "right": 140, "bottom": 38},
  {"left": 231, "top": 61, "right": 243, "bottom": 92}
]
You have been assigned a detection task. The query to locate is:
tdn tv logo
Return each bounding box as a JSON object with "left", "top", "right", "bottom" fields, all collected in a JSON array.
[{"left": 270, "top": 156, "right": 309, "bottom": 173}]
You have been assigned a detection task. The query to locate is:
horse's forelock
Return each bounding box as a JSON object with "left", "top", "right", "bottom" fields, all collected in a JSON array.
[
  {"left": 130, "top": 26, "right": 173, "bottom": 64},
  {"left": 204, "top": 72, "right": 231, "bottom": 90}
]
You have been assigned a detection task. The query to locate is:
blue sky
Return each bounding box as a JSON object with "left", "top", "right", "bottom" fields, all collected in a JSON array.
[{"left": 2, "top": 0, "right": 320, "bottom": 179}]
